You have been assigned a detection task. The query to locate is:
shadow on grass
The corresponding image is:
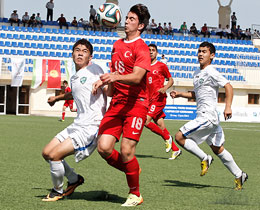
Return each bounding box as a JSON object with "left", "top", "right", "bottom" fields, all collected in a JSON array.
[
  {"left": 164, "top": 180, "right": 231, "bottom": 189},
  {"left": 35, "top": 189, "right": 125, "bottom": 204},
  {"left": 136, "top": 154, "right": 168, "bottom": 160}
]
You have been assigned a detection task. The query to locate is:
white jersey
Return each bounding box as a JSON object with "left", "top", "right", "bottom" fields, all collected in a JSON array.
[
  {"left": 70, "top": 63, "right": 107, "bottom": 127},
  {"left": 193, "top": 64, "right": 228, "bottom": 124}
]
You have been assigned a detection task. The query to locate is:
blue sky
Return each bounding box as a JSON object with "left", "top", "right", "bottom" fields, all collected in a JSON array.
[{"left": 3, "top": 0, "right": 260, "bottom": 30}]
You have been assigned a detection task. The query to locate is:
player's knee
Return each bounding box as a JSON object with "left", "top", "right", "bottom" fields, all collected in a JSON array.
[
  {"left": 97, "top": 143, "right": 112, "bottom": 158},
  {"left": 175, "top": 131, "right": 184, "bottom": 145}
]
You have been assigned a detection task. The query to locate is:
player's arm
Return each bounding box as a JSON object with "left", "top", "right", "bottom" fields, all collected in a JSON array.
[
  {"left": 170, "top": 90, "right": 195, "bottom": 99},
  {"left": 47, "top": 92, "right": 73, "bottom": 106},
  {"left": 100, "top": 66, "right": 147, "bottom": 85},
  {"left": 158, "top": 77, "right": 174, "bottom": 94},
  {"left": 92, "top": 80, "right": 114, "bottom": 97},
  {"left": 223, "top": 83, "right": 233, "bottom": 120}
]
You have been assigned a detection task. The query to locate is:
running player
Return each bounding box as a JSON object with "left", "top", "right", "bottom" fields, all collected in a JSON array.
[
  {"left": 42, "top": 39, "right": 107, "bottom": 201},
  {"left": 145, "top": 44, "right": 181, "bottom": 160},
  {"left": 171, "top": 42, "right": 248, "bottom": 190},
  {"left": 59, "top": 80, "right": 77, "bottom": 122},
  {"left": 92, "top": 4, "right": 151, "bottom": 206}
]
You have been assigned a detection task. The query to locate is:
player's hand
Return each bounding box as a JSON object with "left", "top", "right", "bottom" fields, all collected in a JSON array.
[
  {"left": 92, "top": 80, "right": 103, "bottom": 95},
  {"left": 48, "top": 96, "right": 56, "bottom": 106},
  {"left": 158, "top": 87, "right": 167, "bottom": 94},
  {"left": 170, "top": 90, "right": 179, "bottom": 98},
  {"left": 224, "top": 106, "right": 232, "bottom": 120},
  {"left": 100, "top": 72, "right": 118, "bottom": 84}
]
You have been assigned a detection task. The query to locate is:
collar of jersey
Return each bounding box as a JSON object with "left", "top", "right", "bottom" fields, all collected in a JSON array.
[
  {"left": 124, "top": 36, "right": 141, "bottom": 43},
  {"left": 151, "top": 60, "right": 158, "bottom": 66}
]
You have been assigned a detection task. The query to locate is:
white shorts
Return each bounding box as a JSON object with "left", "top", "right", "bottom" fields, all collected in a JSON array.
[
  {"left": 180, "top": 116, "right": 225, "bottom": 147},
  {"left": 55, "top": 123, "right": 99, "bottom": 163}
]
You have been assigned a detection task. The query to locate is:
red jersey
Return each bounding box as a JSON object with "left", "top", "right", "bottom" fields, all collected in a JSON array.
[
  {"left": 64, "top": 86, "right": 73, "bottom": 103},
  {"left": 147, "top": 61, "right": 171, "bottom": 102},
  {"left": 111, "top": 37, "right": 151, "bottom": 107}
]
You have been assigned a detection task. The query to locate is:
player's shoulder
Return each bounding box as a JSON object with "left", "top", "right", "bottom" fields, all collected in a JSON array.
[
  {"left": 87, "top": 63, "right": 105, "bottom": 75},
  {"left": 205, "top": 64, "right": 220, "bottom": 76}
]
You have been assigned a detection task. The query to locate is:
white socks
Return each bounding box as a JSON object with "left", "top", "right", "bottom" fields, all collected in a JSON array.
[
  {"left": 63, "top": 160, "right": 78, "bottom": 184},
  {"left": 50, "top": 161, "right": 65, "bottom": 194},
  {"left": 217, "top": 149, "right": 242, "bottom": 178},
  {"left": 184, "top": 139, "right": 207, "bottom": 161}
]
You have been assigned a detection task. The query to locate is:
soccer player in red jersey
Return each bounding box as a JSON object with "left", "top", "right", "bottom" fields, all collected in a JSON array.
[
  {"left": 92, "top": 4, "right": 151, "bottom": 207},
  {"left": 60, "top": 80, "right": 77, "bottom": 121},
  {"left": 145, "top": 44, "right": 182, "bottom": 160}
]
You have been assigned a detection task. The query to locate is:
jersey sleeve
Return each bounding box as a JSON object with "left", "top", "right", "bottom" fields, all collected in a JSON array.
[
  {"left": 210, "top": 68, "right": 229, "bottom": 87},
  {"left": 162, "top": 63, "right": 171, "bottom": 79},
  {"left": 134, "top": 43, "right": 151, "bottom": 72}
]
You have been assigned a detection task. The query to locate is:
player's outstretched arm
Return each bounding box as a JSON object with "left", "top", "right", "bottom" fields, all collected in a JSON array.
[
  {"left": 158, "top": 77, "right": 174, "bottom": 94},
  {"left": 170, "top": 90, "right": 195, "bottom": 99},
  {"left": 224, "top": 83, "right": 233, "bottom": 120},
  {"left": 100, "top": 67, "right": 147, "bottom": 85},
  {"left": 92, "top": 79, "right": 114, "bottom": 97},
  {"left": 47, "top": 92, "right": 73, "bottom": 106}
]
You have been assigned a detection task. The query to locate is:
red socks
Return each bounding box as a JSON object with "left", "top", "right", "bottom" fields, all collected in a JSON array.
[
  {"left": 62, "top": 111, "right": 65, "bottom": 120},
  {"left": 124, "top": 156, "right": 140, "bottom": 197},
  {"left": 146, "top": 122, "right": 169, "bottom": 140},
  {"left": 105, "top": 149, "right": 125, "bottom": 172},
  {"left": 105, "top": 150, "right": 140, "bottom": 197}
]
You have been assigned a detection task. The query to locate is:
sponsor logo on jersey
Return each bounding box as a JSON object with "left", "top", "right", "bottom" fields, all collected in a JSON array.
[
  {"left": 80, "top": 77, "right": 87, "bottom": 84},
  {"left": 199, "top": 78, "right": 204, "bottom": 84}
]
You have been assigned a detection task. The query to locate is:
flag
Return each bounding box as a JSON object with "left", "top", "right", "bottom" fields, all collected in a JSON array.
[
  {"left": 11, "top": 58, "right": 25, "bottom": 87},
  {"left": 47, "top": 60, "right": 61, "bottom": 89},
  {"left": 31, "top": 59, "right": 46, "bottom": 89},
  {"left": 64, "top": 59, "right": 76, "bottom": 86}
]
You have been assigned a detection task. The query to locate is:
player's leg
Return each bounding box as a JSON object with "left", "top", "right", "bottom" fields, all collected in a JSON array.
[
  {"left": 69, "top": 102, "right": 77, "bottom": 112},
  {"left": 60, "top": 105, "right": 66, "bottom": 121},
  {"left": 120, "top": 137, "right": 143, "bottom": 206},
  {"left": 42, "top": 137, "right": 75, "bottom": 201},
  {"left": 208, "top": 127, "right": 248, "bottom": 190},
  {"left": 156, "top": 118, "right": 181, "bottom": 157}
]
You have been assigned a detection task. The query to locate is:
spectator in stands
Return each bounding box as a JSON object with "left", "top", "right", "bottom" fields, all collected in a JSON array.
[
  {"left": 46, "top": 0, "right": 54, "bottom": 21},
  {"left": 57, "top": 14, "right": 69, "bottom": 29},
  {"left": 89, "top": 5, "right": 96, "bottom": 24},
  {"left": 36, "top": 13, "right": 43, "bottom": 27},
  {"left": 236, "top": 25, "right": 242, "bottom": 40},
  {"left": 160, "top": 54, "right": 168, "bottom": 64},
  {"left": 224, "top": 24, "right": 232, "bottom": 39},
  {"left": 22, "top": 12, "right": 30, "bottom": 27},
  {"left": 79, "top": 18, "right": 89, "bottom": 31},
  {"left": 9, "top": 10, "right": 20, "bottom": 26},
  {"left": 71, "top": 17, "right": 78, "bottom": 28},
  {"left": 157, "top": 23, "right": 164, "bottom": 35},
  {"left": 163, "top": 22, "right": 168, "bottom": 35},
  {"left": 246, "top": 28, "right": 252, "bottom": 40},
  {"left": 168, "top": 22, "right": 173, "bottom": 36},
  {"left": 216, "top": 24, "right": 224, "bottom": 39},
  {"left": 180, "top": 21, "right": 188, "bottom": 36},
  {"left": 190, "top": 23, "right": 198, "bottom": 37},
  {"left": 29, "top": 13, "right": 37, "bottom": 28},
  {"left": 231, "top": 12, "right": 237, "bottom": 28},
  {"left": 231, "top": 25, "right": 237, "bottom": 39},
  {"left": 201, "top": 23, "right": 210, "bottom": 38},
  {"left": 151, "top": 19, "right": 158, "bottom": 34}
]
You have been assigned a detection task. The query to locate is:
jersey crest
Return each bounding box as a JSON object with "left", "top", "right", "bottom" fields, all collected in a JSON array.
[{"left": 80, "top": 77, "right": 87, "bottom": 84}]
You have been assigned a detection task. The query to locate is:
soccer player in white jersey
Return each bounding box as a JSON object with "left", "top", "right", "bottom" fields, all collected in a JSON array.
[
  {"left": 170, "top": 42, "right": 248, "bottom": 190},
  {"left": 41, "top": 39, "right": 107, "bottom": 201}
]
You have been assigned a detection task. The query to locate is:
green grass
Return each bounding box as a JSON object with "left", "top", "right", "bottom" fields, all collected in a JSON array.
[{"left": 0, "top": 115, "right": 260, "bottom": 210}]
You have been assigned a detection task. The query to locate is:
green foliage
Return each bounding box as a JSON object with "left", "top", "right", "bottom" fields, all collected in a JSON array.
[{"left": 0, "top": 115, "right": 259, "bottom": 210}]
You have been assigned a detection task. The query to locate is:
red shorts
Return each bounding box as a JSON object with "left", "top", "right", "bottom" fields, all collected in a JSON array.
[
  {"left": 64, "top": 100, "right": 73, "bottom": 109},
  {"left": 147, "top": 99, "right": 166, "bottom": 122},
  {"left": 98, "top": 102, "right": 148, "bottom": 141}
]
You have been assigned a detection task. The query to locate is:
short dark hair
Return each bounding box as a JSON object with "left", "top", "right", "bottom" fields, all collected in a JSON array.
[
  {"left": 72, "top": 39, "right": 93, "bottom": 55},
  {"left": 129, "top": 4, "right": 150, "bottom": 33},
  {"left": 199, "top": 41, "right": 216, "bottom": 54},
  {"left": 63, "top": 80, "right": 68, "bottom": 85},
  {"left": 148, "top": 43, "right": 157, "bottom": 52}
]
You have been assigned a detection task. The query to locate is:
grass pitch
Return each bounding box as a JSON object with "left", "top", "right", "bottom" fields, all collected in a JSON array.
[{"left": 0, "top": 115, "right": 260, "bottom": 210}]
